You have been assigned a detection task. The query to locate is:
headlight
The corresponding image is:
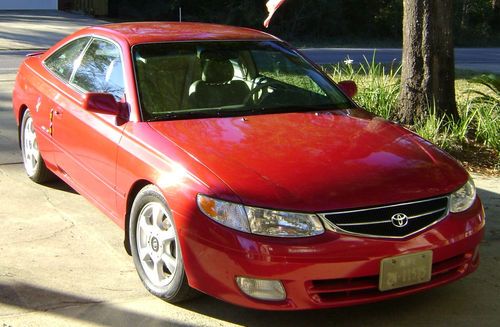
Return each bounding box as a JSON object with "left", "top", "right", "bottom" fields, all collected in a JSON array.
[
  {"left": 197, "top": 194, "right": 324, "bottom": 237},
  {"left": 450, "top": 178, "right": 476, "bottom": 213},
  {"left": 196, "top": 195, "right": 250, "bottom": 232},
  {"left": 245, "top": 206, "right": 324, "bottom": 237}
]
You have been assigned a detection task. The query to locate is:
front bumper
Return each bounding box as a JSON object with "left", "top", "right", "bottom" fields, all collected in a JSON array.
[{"left": 176, "top": 198, "right": 485, "bottom": 310}]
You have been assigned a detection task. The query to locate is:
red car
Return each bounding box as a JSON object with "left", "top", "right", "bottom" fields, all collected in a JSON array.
[{"left": 13, "top": 22, "right": 484, "bottom": 310}]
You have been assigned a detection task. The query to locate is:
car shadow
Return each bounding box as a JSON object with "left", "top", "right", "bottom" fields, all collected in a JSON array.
[
  {"left": 0, "top": 282, "right": 189, "bottom": 327},
  {"left": 42, "top": 177, "right": 78, "bottom": 195},
  {"left": 0, "top": 280, "right": 450, "bottom": 327},
  {"left": 476, "top": 187, "right": 500, "bottom": 243},
  {"left": 177, "top": 287, "right": 449, "bottom": 326}
]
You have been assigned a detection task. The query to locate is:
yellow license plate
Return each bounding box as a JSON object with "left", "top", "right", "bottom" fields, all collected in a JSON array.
[{"left": 379, "top": 251, "right": 433, "bottom": 291}]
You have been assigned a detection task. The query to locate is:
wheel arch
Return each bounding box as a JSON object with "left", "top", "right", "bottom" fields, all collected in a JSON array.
[
  {"left": 17, "top": 105, "right": 28, "bottom": 149},
  {"left": 123, "top": 179, "right": 155, "bottom": 255}
]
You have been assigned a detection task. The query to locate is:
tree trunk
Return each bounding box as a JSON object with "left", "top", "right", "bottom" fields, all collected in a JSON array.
[{"left": 398, "top": 0, "right": 458, "bottom": 124}]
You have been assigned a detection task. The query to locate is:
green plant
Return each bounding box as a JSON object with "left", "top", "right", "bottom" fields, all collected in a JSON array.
[
  {"left": 469, "top": 74, "right": 500, "bottom": 106},
  {"left": 474, "top": 101, "right": 500, "bottom": 151},
  {"left": 326, "top": 59, "right": 499, "bottom": 169},
  {"left": 468, "top": 74, "right": 500, "bottom": 151},
  {"left": 413, "top": 103, "right": 453, "bottom": 149},
  {"left": 328, "top": 53, "right": 400, "bottom": 119},
  {"left": 449, "top": 100, "right": 478, "bottom": 144}
]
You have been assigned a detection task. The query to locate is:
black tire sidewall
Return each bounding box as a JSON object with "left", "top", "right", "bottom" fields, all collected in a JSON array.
[{"left": 129, "top": 185, "right": 187, "bottom": 300}]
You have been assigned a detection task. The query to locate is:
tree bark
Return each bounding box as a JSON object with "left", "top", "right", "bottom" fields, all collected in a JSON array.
[{"left": 398, "top": 0, "right": 458, "bottom": 124}]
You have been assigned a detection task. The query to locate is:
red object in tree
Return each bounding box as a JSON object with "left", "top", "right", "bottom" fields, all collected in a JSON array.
[{"left": 264, "top": 0, "right": 286, "bottom": 27}]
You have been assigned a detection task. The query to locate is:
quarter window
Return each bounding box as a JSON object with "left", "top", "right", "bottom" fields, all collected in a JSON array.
[
  {"left": 71, "top": 39, "right": 125, "bottom": 100},
  {"left": 44, "top": 37, "right": 90, "bottom": 81}
]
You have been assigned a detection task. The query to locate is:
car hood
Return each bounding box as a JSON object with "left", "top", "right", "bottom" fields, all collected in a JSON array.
[{"left": 149, "top": 109, "right": 467, "bottom": 212}]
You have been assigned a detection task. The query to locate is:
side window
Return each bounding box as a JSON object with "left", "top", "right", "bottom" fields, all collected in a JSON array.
[
  {"left": 71, "top": 39, "right": 125, "bottom": 100},
  {"left": 44, "top": 37, "right": 90, "bottom": 81}
]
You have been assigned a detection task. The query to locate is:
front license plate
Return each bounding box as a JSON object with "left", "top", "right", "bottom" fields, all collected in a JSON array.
[{"left": 379, "top": 250, "right": 433, "bottom": 292}]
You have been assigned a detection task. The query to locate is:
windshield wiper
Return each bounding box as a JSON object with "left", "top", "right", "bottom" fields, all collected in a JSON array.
[
  {"left": 146, "top": 104, "right": 344, "bottom": 122},
  {"left": 260, "top": 103, "right": 339, "bottom": 113},
  {"left": 147, "top": 107, "right": 258, "bottom": 121},
  {"left": 147, "top": 110, "right": 218, "bottom": 121}
]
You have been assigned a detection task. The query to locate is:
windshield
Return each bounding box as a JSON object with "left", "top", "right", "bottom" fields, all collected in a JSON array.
[{"left": 133, "top": 41, "right": 353, "bottom": 121}]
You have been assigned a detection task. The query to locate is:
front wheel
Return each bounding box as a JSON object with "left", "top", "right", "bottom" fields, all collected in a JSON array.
[
  {"left": 20, "top": 109, "right": 54, "bottom": 183},
  {"left": 129, "top": 185, "right": 197, "bottom": 303}
]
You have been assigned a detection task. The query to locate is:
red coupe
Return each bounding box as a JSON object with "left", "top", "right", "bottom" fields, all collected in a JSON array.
[{"left": 12, "top": 22, "right": 484, "bottom": 310}]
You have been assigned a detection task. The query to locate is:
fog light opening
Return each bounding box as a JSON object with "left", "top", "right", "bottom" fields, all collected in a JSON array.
[{"left": 235, "top": 277, "right": 286, "bottom": 301}]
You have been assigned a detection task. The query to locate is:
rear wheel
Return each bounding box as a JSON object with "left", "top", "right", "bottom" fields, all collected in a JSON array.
[
  {"left": 20, "top": 109, "right": 54, "bottom": 183},
  {"left": 129, "top": 185, "right": 198, "bottom": 303}
]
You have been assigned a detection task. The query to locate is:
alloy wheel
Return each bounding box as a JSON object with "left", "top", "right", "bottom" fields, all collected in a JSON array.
[
  {"left": 22, "top": 115, "right": 39, "bottom": 177},
  {"left": 136, "top": 202, "right": 178, "bottom": 287}
]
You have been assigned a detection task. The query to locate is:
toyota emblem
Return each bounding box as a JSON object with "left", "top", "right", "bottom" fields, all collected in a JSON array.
[{"left": 391, "top": 213, "right": 408, "bottom": 227}]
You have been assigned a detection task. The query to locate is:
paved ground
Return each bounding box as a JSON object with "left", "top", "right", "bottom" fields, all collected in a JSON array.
[
  {"left": 0, "top": 10, "right": 499, "bottom": 327},
  {"left": 0, "top": 10, "right": 106, "bottom": 50}
]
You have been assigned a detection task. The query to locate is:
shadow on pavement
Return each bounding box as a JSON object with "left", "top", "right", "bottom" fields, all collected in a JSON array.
[
  {"left": 42, "top": 178, "right": 78, "bottom": 194},
  {"left": 477, "top": 187, "right": 500, "bottom": 243},
  {"left": 0, "top": 282, "right": 189, "bottom": 327},
  {"left": 0, "top": 280, "right": 439, "bottom": 327},
  {"left": 178, "top": 290, "right": 436, "bottom": 327}
]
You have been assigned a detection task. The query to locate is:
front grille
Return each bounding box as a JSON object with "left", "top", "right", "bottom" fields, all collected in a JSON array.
[
  {"left": 306, "top": 253, "right": 470, "bottom": 304},
  {"left": 320, "top": 196, "right": 449, "bottom": 238}
]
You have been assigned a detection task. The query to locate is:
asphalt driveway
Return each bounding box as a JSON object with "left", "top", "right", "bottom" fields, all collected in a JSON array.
[
  {"left": 0, "top": 10, "right": 499, "bottom": 327},
  {"left": 0, "top": 10, "right": 106, "bottom": 50}
]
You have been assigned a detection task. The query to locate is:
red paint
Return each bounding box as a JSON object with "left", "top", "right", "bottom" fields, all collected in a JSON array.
[{"left": 12, "top": 22, "right": 484, "bottom": 310}]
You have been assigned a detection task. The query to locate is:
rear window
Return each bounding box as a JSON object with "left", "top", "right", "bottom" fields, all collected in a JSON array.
[{"left": 44, "top": 37, "right": 90, "bottom": 81}]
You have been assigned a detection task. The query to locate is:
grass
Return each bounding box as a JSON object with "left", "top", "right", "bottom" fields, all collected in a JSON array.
[{"left": 324, "top": 57, "right": 500, "bottom": 173}]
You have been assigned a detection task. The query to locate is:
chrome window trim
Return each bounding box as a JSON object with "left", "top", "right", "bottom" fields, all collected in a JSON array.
[{"left": 318, "top": 196, "right": 450, "bottom": 239}]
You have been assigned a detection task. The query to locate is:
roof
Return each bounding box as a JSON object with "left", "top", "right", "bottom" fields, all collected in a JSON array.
[{"left": 87, "top": 22, "right": 279, "bottom": 45}]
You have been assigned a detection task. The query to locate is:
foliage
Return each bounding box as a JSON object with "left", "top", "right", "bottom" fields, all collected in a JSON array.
[
  {"left": 325, "top": 60, "right": 500, "bottom": 163},
  {"left": 468, "top": 75, "right": 500, "bottom": 150},
  {"left": 328, "top": 54, "right": 400, "bottom": 119},
  {"left": 454, "top": 0, "right": 500, "bottom": 45},
  {"left": 103, "top": 0, "right": 498, "bottom": 46},
  {"left": 469, "top": 74, "right": 500, "bottom": 106},
  {"left": 413, "top": 104, "right": 452, "bottom": 149}
]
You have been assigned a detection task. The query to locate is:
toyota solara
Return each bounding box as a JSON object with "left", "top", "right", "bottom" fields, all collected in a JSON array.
[{"left": 12, "top": 22, "right": 484, "bottom": 310}]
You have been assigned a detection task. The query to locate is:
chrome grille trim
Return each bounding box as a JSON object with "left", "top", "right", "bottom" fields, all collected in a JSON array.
[
  {"left": 318, "top": 196, "right": 450, "bottom": 239},
  {"left": 336, "top": 208, "right": 447, "bottom": 227},
  {"left": 321, "top": 196, "right": 448, "bottom": 215}
]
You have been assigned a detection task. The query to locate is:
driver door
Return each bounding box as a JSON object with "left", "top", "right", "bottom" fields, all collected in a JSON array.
[{"left": 52, "top": 37, "right": 126, "bottom": 219}]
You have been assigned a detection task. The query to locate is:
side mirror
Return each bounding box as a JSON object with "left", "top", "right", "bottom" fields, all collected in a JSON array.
[
  {"left": 338, "top": 80, "right": 358, "bottom": 98},
  {"left": 83, "top": 93, "right": 121, "bottom": 116}
]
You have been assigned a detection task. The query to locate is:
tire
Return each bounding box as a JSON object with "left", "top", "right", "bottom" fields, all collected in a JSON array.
[
  {"left": 20, "top": 109, "right": 54, "bottom": 183},
  {"left": 129, "top": 185, "right": 198, "bottom": 303}
]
